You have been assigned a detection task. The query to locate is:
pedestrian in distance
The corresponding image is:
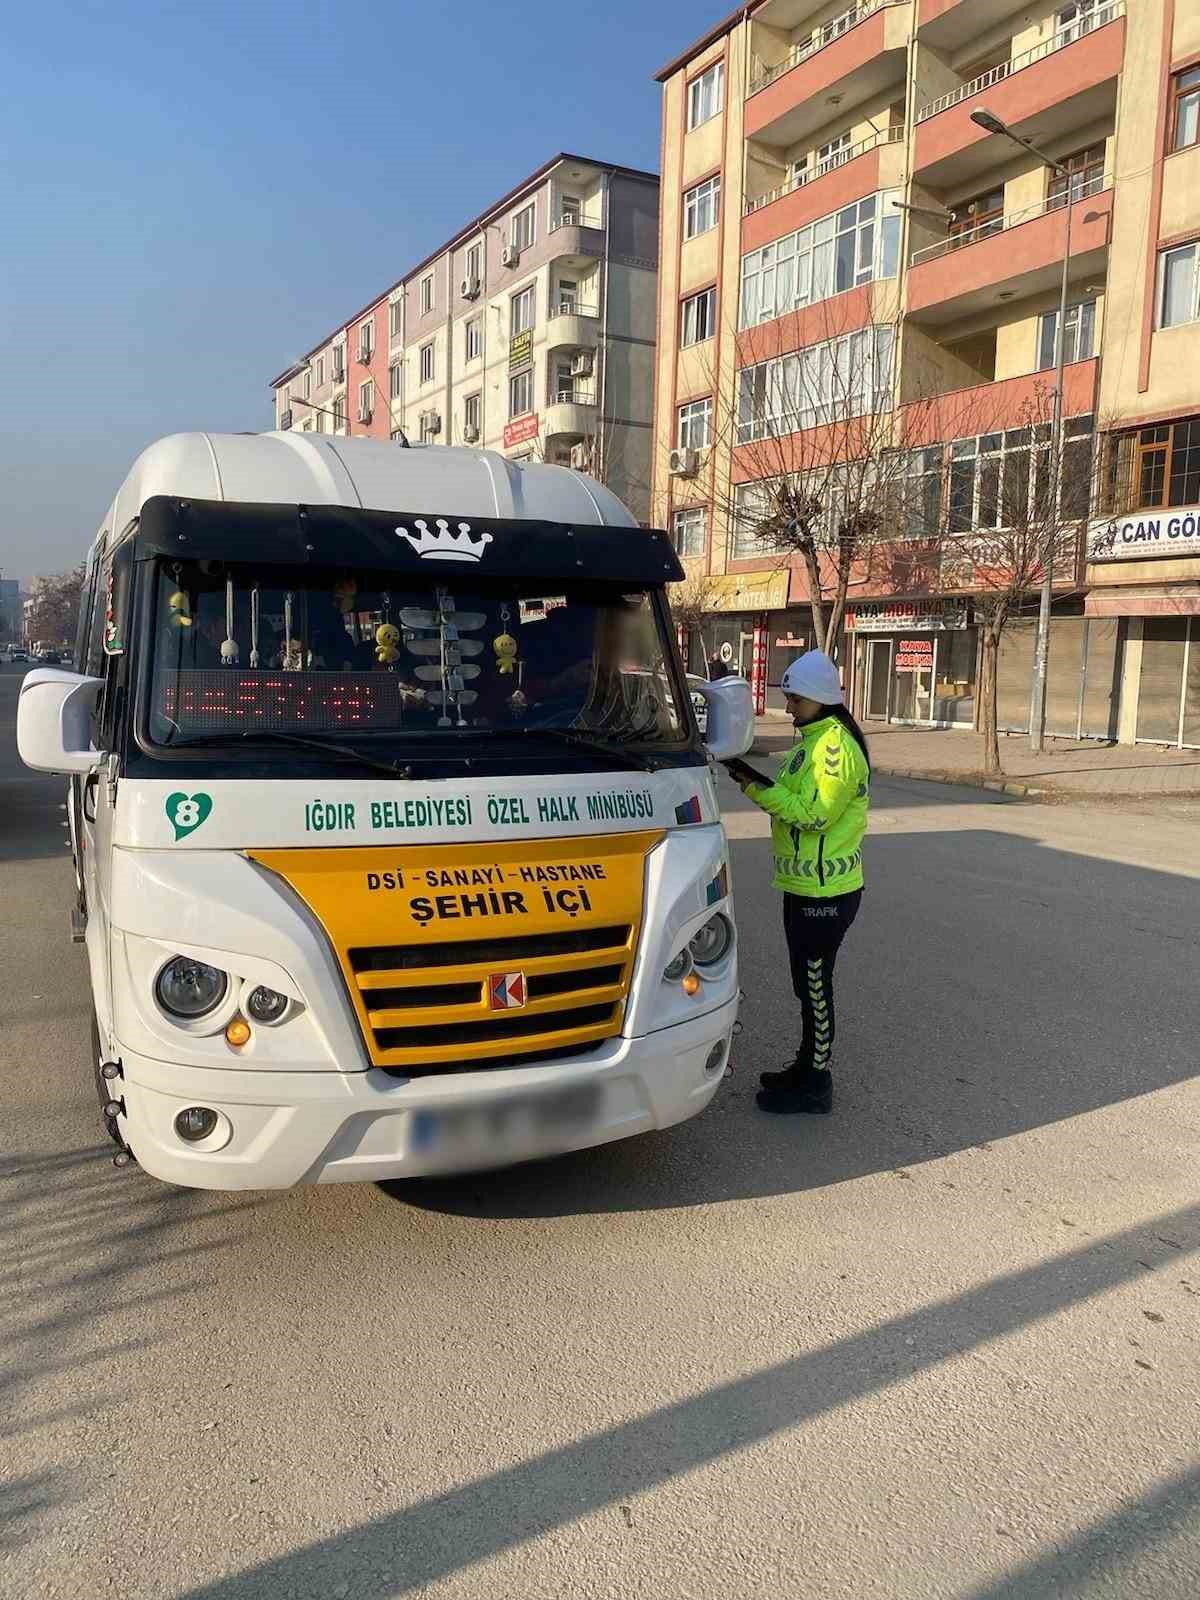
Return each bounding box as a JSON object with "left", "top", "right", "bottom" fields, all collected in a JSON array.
[{"left": 731, "top": 650, "right": 870, "bottom": 1115}]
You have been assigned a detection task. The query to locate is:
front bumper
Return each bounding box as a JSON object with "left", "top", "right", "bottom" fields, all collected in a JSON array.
[{"left": 115, "top": 998, "right": 736, "bottom": 1189}]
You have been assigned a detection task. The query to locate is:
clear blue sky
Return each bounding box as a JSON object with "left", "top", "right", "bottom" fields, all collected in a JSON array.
[{"left": 0, "top": 0, "right": 726, "bottom": 584}]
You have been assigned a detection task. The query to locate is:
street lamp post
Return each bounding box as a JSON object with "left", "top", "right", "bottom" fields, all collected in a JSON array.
[{"left": 970, "top": 107, "right": 1074, "bottom": 754}]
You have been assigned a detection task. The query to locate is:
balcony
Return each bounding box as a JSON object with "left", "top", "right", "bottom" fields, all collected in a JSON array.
[
  {"left": 913, "top": 1, "right": 1125, "bottom": 186},
  {"left": 545, "top": 219, "right": 606, "bottom": 264},
  {"left": 906, "top": 183, "right": 1112, "bottom": 323},
  {"left": 746, "top": 0, "right": 909, "bottom": 149},
  {"left": 743, "top": 126, "right": 905, "bottom": 250},
  {"left": 917, "top": 0, "right": 1031, "bottom": 52},
  {"left": 901, "top": 359, "right": 1100, "bottom": 444},
  {"left": 545, "top": 300, "right": 601, "bottom": 351},
  {"left": 544, "top": 388, "right": 597, "bottom": 442}
]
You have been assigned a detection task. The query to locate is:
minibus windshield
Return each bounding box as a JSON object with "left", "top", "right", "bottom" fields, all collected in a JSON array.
[{"left": 145, "top": 561, "right": 690, "bottom": 753}]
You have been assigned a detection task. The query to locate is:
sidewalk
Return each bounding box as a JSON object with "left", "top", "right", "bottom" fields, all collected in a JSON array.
[{"left": 751, "top": 712, "right": 1200, "bottom": 798}]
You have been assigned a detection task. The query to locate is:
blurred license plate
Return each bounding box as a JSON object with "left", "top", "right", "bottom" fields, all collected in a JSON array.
[{"left": 409, "top": 1081, "right": 603, "bottom": 1162}]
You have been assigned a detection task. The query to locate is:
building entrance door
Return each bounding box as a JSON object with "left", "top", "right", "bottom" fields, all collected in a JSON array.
[{"left": 866, "top": 638, "right": 892, "bottom": 720}]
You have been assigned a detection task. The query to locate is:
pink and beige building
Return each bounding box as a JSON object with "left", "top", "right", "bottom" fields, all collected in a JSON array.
[
  {"left": 270, "top": 154, "right": 659, "bottom": 522},
  {"left": 652, "top": 0, "right": 1200, "bottom": 745}
]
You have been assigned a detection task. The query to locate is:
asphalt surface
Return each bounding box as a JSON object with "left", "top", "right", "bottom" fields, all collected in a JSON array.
[{"left": 3, "top": 658, "right": 1199, "bottom": 1600}]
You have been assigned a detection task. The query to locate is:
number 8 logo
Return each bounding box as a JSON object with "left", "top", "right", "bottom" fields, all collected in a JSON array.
[
  {"left": 175, "top": 799, "right": 200, "bottom": 828},
  {"left": 165, "top": 791, "right": 213, "bottom": 841}
]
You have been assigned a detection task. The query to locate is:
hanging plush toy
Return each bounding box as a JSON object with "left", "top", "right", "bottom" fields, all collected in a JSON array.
[
  {"left": 493, "top": 632, "right": 518, "bottom": 674},
  {"left": 168, "top": 591, "right": 192, "bottom": 627},
  {"left": 333, "top": 579, "right": 357, "bottom": 615},
  {"left": 375, "top": 622, "right": 401, "bottom": 664}
]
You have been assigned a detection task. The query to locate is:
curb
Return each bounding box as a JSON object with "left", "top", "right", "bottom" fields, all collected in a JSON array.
[{"left": 872, "top": 765, "right": 1043, "bottom": 799}]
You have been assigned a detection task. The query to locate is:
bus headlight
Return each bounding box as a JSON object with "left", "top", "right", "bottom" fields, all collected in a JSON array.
[
  {"left": 245, "top": 984, "right": 289, "bottom": 1024},
  {"left": 689, "top": 913, "right": 733, "bottom": 967},
  {"left": 155, "top": 956, "right": 228, "bottom": 1020},
  {"left": 662, "top": 947, "right": 693, "bottom": 983}
]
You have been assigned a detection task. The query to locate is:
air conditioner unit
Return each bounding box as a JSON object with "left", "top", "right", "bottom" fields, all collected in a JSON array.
[
  {"left": 357, "top": 345, "right": 372, "bottom": 364},
  {"left": 669, "top": 447, "right": 699, "bottom": 478},
  {"left": 571, "top": 351, "right": 593, "bottom": 378},
  {"left": 463, "top": 423, "right": 480, "bottom": 443},
  {"left": 422, "top": 412, "right": 442, "bottom": 436},
  {"left": 569, "top": 443, "right": 590, "bottom": 470},
  {"left": 501, "top": 244, "right": 520, "bottom": 268},
  {"left": 460, "top": 275, "right": 481, "bottom": 300},
  {"left": 358, "top": 408, "right": 372, "bottom": 424}
]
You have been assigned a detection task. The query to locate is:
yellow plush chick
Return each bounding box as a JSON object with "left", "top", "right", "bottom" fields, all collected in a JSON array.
[
  {"left": 375, "top": 622, "right": 401, "bottom": 664},
  {"left": 493, "top": 632, "right": 518, "bottom": 674},
  {"left": 168, "top": 591, "right": 192, "bottom": 627}
]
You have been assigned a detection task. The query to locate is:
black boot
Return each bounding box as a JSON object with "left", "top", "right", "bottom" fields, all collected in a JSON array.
[
  {"left": 759, "top": 1054, "right": 805, "bottom": 1090},
  {"left": 756, "top": 1065, "right": 833, "bottom": 1115}
]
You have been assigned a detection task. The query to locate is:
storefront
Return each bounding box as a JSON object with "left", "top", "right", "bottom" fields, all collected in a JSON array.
[
  {"left": 847, "top": 600, "right": 977, "bottom": 728},
  {"left": 690, "top": 571, "right": 790, "bottom": 705},
  {"left": 1085, "top": 504, "right": 1200, "bottom": 748}
]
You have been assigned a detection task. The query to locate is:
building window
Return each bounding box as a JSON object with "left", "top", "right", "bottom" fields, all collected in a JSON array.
[
  {"left": 358, "top": 379, "right": 374, "bottom": 422},
  {"left": 466, "top": 241, "right": 482, "bottom": 280},
  {"left": 389, "top": 301, "right": 403, "bottom": 340},
  {"left": 813, "top": 131, "right": 852, "bottom": 177},
  {"left": 948, "top": 416, "right": 1094, "bottom": 530},
  {"left": 358, "top": 320, "right": 373, "bottom": 361},
  {"left": 672, "top": 506, "right": 707, "bottom": 557},
  {"left": 509, "top": 369, "right": 534, "bottom": 418},
  {"left": 1047, "top": 144, "right": 1106, "bottom": 208},
  {"left": 419, "top": 413, "right": 440, "bottom": 444},
  {"left": 332, "top": 347, "right": 345, "bottom": 382},
  {"left": 419, "top": 342, "right": 435, "bottom": 384},
  {"left": 558, "top": 195, "right": 581, "bottom": 226},
  {"left": 1038, "top": 299, "right": 1096, "bottom": 369},
  {"left": 300, "top": 368, "right": 311, "bottom": 398},
  {"left": 511, "top": 203, "right": 536, "bottom": 251},
  {"left": 684, "top": 175, "right": 721, "bottom": 239},
  {"left": 1173, "top": 66, "right": 1200, "bottom": 152},
  {"left": 510, "top": 284, "right": 536, "bottom": 336},
  {"left": 315, "top": 412, "right": 324, "bottom": 434},
  {"left": 1160, "top": 242, "right": 1200, "bottom": 328},
  {"left": 1106, "top": 417, "right": 1200, "bottom": 513},
  {"left": 681, "top": 287, "right": 716, "bottom": 346},
  {"left": 465, "top": 317, "right": 483, "bottom": 361},
  {"left": 895, "top": 446, "right": 945, "bottom": 538},
  {"left": 391, "top": 428, "right": 405, "bottom": 442},
  {"left": 420, "top": 275, "right": 433, "bottom": 314},
  {"left": 314, "top": 356, "right": 325, "bottom": 387},
  {"left": 1057, "top": 0, "right": 1103, "bottom": 43},
  {"left": 677, "top": 397, "right": 713, "bottom": 450},
  {"left": 736, "top": 326, "right": 895, "bottom": 443},
  {"left": 332, "top": 395, "right": 345, "bottom": 430},
  {"left": 739, "top": 192, "right": 901, "bottom": 327},
  {"left": 389, "top": 361, "right": 402, "bottom": 400},
  {"left": 464, "top": 393, "right": 481, "bottom": 436},
  {"left": 687, "top": 62, "right": 724, "bottom": 129},
  {"left": 949, "top": 186, "right": 1005, "bottom": 247}
]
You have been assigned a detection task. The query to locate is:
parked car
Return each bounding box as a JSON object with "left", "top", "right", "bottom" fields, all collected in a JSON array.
[
  {"left": 686, "top": 674, "right": 709, "bottom": 736},
  {"left": 2, "top": 647, "right": 29, "bottom": 663},
  {"left": 36, "top": 649, "right": 63, "bottom": 665}
]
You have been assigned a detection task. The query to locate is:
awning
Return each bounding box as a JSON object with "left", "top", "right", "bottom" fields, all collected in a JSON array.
[{"left": 1084, "top": 587, "right": 1200, "bottom": 618}]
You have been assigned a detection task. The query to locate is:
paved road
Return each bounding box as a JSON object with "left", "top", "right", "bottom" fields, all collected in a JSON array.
[{"left": 3, "top": 659, "right": 1199, "bottom": 1600}]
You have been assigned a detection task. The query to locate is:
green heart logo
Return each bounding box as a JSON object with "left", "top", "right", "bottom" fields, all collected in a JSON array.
[{"left": 165, "top": 791, "right": 213, "bottom": 842}]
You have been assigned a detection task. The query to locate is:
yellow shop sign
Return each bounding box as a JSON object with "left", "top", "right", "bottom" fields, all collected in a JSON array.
[{"left": 704, "top": 570, "right": 789, "bottom": 612}]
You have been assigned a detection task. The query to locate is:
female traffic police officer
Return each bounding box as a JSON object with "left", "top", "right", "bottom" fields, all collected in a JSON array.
[{"left": 734, "top": 650, "right": 870, "bottom": 1115}]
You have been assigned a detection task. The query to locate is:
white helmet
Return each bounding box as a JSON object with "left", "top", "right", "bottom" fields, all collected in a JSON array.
[{"left": 780, "top": 650, "right": 843, "bottom": 705}]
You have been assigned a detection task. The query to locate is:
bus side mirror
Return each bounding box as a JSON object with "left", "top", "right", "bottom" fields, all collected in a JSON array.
[
  {"left": 17, "top": 668, "right": 105, "bottom": 774},
  {"left": 696, "top": 675, "right": 754, "bottom": 761}
]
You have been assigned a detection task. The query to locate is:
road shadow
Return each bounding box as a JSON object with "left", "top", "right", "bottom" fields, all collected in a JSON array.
[
  {"left": 0, "top": 1141, "right": 260, "bottom": 1554},
  {"left": 390, "top": 822, "right": 1199, "bottom": 1220},
  {"left": 167, "top": 1203, "right": 1200, "bottom": 1599}
]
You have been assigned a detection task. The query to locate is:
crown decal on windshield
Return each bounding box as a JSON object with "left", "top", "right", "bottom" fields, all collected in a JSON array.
[{"left": 395, "top": 518, "right": 493, "bottom": 563}]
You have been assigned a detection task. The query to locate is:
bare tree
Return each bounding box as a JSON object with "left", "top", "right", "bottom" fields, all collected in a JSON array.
[
  {"left": 693, "top": 299, "right": 941, "bottom": 656},
  {"left": 26, "top": 566, "right": 85, "bottom": 649},
  {"left": 933, "top": 384, "right": 1095, "bottom": 776},
  {"left": 666, "top": 568, "right": 723, "bottom": 672}
]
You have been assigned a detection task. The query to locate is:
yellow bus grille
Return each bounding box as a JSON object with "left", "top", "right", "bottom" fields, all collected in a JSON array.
[{"left": 349, "top": 924, "right": 634, "bottom": 1067}]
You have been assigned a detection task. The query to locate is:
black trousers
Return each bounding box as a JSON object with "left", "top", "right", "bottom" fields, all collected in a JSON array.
[{"left": 781, "top": 889, "right": 862, "bottom": 1070}]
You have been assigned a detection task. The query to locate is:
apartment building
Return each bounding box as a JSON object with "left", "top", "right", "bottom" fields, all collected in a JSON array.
[
  {"left": 652, "top": 0, "right": 1200, "bottom": 745},
  {"left": 270, "top": 154, "right": 659, "bottom": 523}
]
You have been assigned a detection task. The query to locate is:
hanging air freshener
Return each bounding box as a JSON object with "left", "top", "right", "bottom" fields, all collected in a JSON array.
[
  {"left": 249, "top": 585, "right": 261, "bottom": 668},
  {"left": 167, "top": 564, "right": 192, "bottom": 628},
  {"left": 281, "top": 592, "right": 304, "bottom": 670},
  {"left": 493, "top": 601, "right": 518, "bottom": 675},
  {"left": 221, "top": 577, "right": 239, "bottom": 664}
]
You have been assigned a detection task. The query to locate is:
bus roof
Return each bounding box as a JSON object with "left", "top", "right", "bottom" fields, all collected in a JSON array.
[{"left": 99, "top": 432, "right": 641, "bottom": 549}]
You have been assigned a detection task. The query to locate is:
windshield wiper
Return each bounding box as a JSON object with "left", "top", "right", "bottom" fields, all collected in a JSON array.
[
  {"left": 163, "top": 730, "right": 411, "bottom": 778},
  {"left": 488, "top": 726, "right": 652, "bottom": 771}
]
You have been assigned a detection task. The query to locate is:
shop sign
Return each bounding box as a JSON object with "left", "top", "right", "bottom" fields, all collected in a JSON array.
[
  {"left": 503, "top": 413, "right": 539, "bottom": 449},
  {"left": 705, "top": 570, "right": 790, "bottom": 613},
  {"left": 509, "top": 328, "right": 533, "bottom": 372},
  {"left": 894, "top": 638, "right": 934, "bottom": 673},
  {"left": 1088, "top": 506, "right": 1200, "bottom": 562},
  {"left": 847, "top": 600, "right": 967, "bottom": 632}
]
